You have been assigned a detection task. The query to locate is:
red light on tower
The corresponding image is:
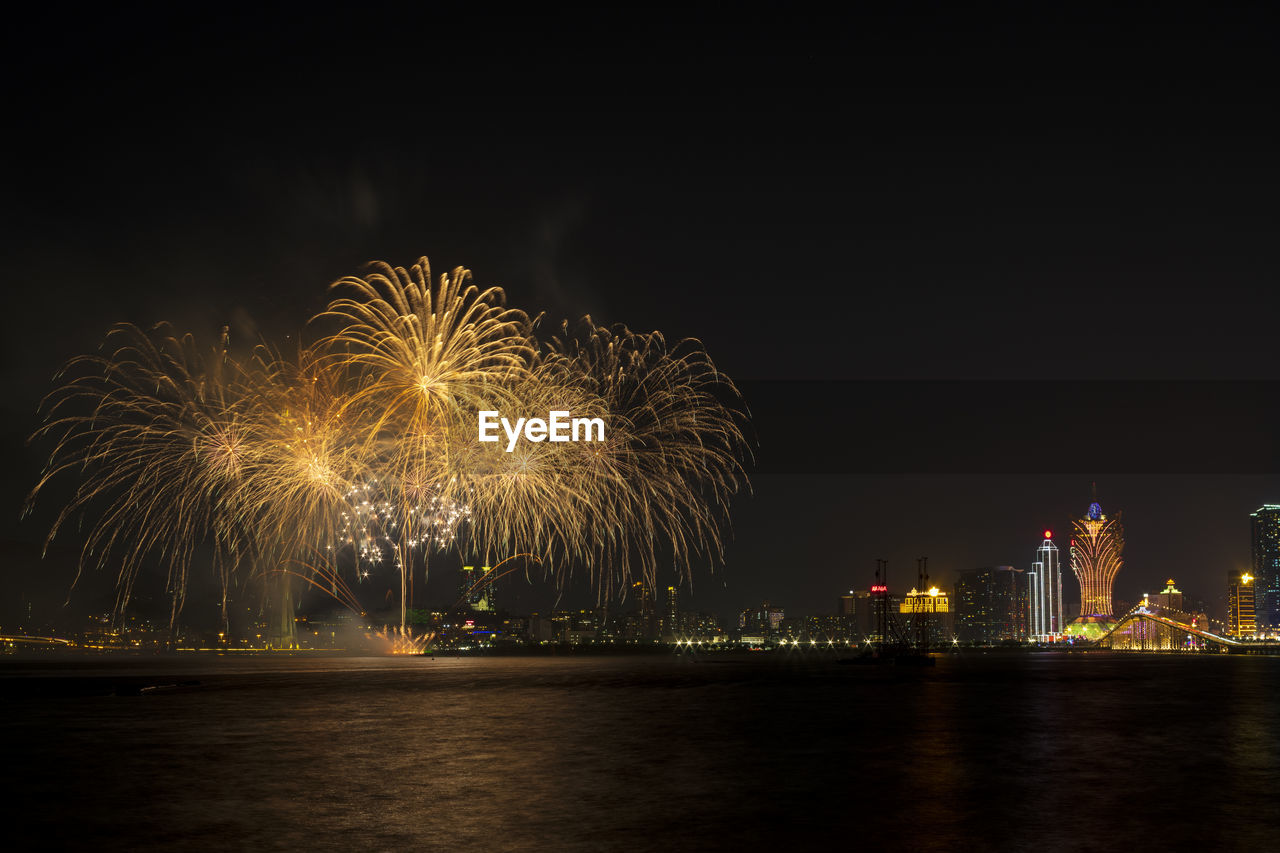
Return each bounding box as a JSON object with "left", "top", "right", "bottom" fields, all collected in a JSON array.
[{"left": 1044, "top": 530, "right": 1052, "bottom": 539}]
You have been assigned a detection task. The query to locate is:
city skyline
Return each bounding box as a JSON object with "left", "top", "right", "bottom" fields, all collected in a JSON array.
[
  {"left": 0, "top": 5, "right": 1275, "bottom": 637},
  {"left": 3, "top": 6, "right": 1279, "bottom": 850},
  {"left": 3, "top": 479, "right": 1273, "bottom": 633}
]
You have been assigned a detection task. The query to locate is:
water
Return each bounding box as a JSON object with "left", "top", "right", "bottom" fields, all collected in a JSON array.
[{"left": 4, "top": 652, "right": 1278, "bottom": 850}]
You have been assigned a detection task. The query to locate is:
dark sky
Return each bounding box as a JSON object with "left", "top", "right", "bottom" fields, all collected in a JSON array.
[{"left": 3, "top": 5, "right": 1277, "bottom": 627}]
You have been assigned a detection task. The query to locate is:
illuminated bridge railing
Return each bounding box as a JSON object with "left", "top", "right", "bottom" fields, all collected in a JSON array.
[
  {"left": 1097, "top": 609, "right": 1240, "bottom": 652},
  {"left": 0, "top": 634, "right": 75, "bottom": 647}
]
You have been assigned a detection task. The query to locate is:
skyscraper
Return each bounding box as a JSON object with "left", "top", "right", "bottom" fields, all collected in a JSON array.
[
  {"left": 738, "top": 602, "right": 785, "bottom": 639},
  {"left": 1251, "top": 505, "right": 1280, "bottom": 633},
  {"left": 1227, "top": 570, "right": 1256, "bottom": 638},
  {"left": 839, "top": 589, "right": 871, "bottom": 640},
  {"left": 954, "top": 566, "right": 1028, "bottom": 644},
  {"left": 664, "top": 585, "right": 679, "bottom": 639},
  {"left": 1028, "top": 530, "right": 1063, "bottom": 639},
  {"left": 633, "top": 581, "right": 658, "bottom": 641},
  {"left": 479, "top": 567, "right": 497, "bottom": 612},
  {"left": 459, "top": 565, "right": 496, "bottom": 611},
  {"left": 458, "top": 565, "right": 475, "bottom": 604},
  {"left": 1070, "top": 491, "right": 1124, "bottom": 617}
]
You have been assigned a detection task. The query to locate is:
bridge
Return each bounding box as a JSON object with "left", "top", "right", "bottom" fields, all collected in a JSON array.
[
  {"left": 0, "top": 634, "right": 75, "bottom": 650},
  {"left": 1095, "top": 606, "right": 1280, "bottom": 653}
]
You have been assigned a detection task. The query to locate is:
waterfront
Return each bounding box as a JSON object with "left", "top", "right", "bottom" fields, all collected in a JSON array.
[{"left": 4, "top": 653, "right": 1279, "bottom": 850}]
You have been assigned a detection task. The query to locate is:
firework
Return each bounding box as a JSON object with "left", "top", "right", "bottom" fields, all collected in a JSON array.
[
  {"left": 314, "top": 257, "right": 536, "bottom": 486},
  {"left": 26, "top": 323, "right": 254, "bottom": 626},
  {"left": 240, "top": 344, "right": 360, "bottom": 553},
  {"left": 27, "top": 256, "right": 753, "bottom": 632},
  {"left": 539, "top": 319, "right": 752, "bottom": 599}
]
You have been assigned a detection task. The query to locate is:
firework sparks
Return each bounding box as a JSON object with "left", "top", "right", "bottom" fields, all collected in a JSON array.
[
  {"left": 26, "top": 323, "right": 256, "bottom": 627},
  {"left": 27, "top": 256, "right": 752, "bottom": 635}
]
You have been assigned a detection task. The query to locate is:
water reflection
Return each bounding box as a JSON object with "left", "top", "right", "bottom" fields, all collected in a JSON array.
[{"left": 3, "top": 654, "right": 1280, "bottom": 849}]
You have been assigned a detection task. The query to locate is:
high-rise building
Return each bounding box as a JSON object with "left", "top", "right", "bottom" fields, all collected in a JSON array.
[
  {"left": 1251, "top": 506, "right": 1280, "bottom": 633},
  {"left": 479, "top": 566, "right": 496, "bottom": 612},
  {"left": 459, "top": 565, "right": 475, "bottom": 604},
  {"left": 1028, "top": 531, "right": 1063, "bottom": 639},
  {"left": 459, "top": 565, "right": 496, "bottom": 611},
  {"left": 1070, "top": 492, "right": 1124, "bottom": 617},
  {"left": 738, "top": 602, "right": 785, "bottom": 639},
  {"left": 664, "top": 585, "right": 679, "bottom": 639},
  {"left": 839, "top": 589, "right": 872, "bottom": 640},
  {"left": 1227, "top": 570, "right": 1256, "bottom": 638},
  {"left": 954, "top": 567, "right": 1028, "bottom": 644},
  {"left": 633, "top": 582, "right": 658, "bottom": 641}
]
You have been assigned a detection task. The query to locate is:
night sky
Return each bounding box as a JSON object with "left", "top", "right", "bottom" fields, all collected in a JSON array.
[{"left": 3, "top": 6, "right": 1276, "bottom": 627}]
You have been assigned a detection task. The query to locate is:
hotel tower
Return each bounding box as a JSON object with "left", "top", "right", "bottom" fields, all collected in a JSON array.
[
  {"left": 1028, "top": 531, "right": 1063, "bottom": 638},
  {"left": 1070, "top": 490, "right": 1124, "bottom": 617}
]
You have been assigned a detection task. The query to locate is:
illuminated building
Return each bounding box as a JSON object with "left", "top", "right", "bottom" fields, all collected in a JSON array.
[
  {"left": 1062, "top": 614, "right": 1118, "bottom": 641},
  {"left": 549, "top": 610, "right": 574, "bottom": 643},
  {"left": 867, "top": 583, "right": 892, "bottom": 643},
  {"left": 1133, "top": 581, "right": 1209, "bottom": 640},
  {"left": 1070, "top": 493, "right": 1124, "bottom": 617},
  {"left": 664, "top": 585, "right": 679, "bottom": 639},
  {"left": 738, "top": 602, "right": 785, "bottom": 639},
  {"left": 633, "top": 582, "right": 658, "bottom": 641},
  {"left": 1027, "top": 530, "right": 1063, "bottom": 639},
  {"left": 899, "top": 586, "right": 951, "bottom": 645},
  {"left": 527, "top": 612, "right": 553, "bottom": 643},
  {"left": 1147, "top": 579, "right": 1184, "bottom": 611},
  {"left": 459, "top": 565, "right": 496, "bottom": 611},
  {"left": 1252, "top": 505, "right": 1280, "bottom": 632},
  {"left": 499, "top": 618, "right": 527, "bottom": 645},
  {"left": 687, "top": 612, "right": 723, "bottom": 642},
  {"left": 803, "top": 614, "right": 847, "bottom": 644},
  {"left": 83, "top": 613, "right": 126, "bottom": 650},
  {"left": 458, "top": 565, "right": 474, "bottom": 601},
  {"left": 564, "top": 609, "right": 600, "bottom": 644},
  {"left": 1227, "top": 570, "right": 1256, "bottom": 638},
  {"left": 953, "top": 566, "right": 1028, "bottom": 644},
  {"left": 900, "top": 587, "right": 950, "bottom": 615}
]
